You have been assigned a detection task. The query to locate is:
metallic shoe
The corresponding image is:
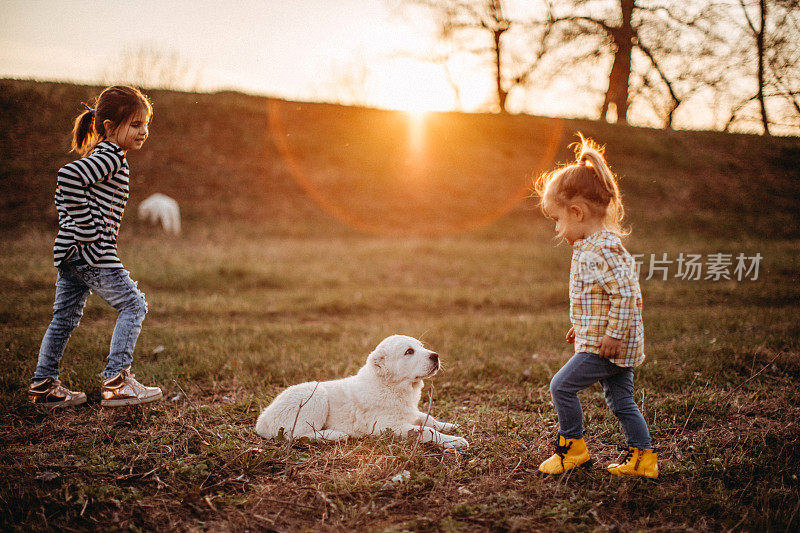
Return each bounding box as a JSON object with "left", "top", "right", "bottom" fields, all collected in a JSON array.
[
  {"left": 28, "top": 377, "right": 87, "bottom": 407},
  {"left": 100, "top": 367, "right": 162, "bottom": 407}
]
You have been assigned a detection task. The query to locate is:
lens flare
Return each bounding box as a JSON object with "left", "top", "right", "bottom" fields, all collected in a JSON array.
[
  {"left": 405, "top": 110, "right": 427, "bottom": 169},
  {"left": 267, "top": 100, "right": 564, "bottom": 236}
]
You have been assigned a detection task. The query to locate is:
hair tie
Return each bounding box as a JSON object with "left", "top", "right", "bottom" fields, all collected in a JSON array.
[{"left": 81, "top": 102, "right": 95, "bottom": 116}]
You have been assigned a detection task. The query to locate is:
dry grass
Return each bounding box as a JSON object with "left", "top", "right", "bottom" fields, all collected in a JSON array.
[
  {"left": 1, "top": 79, "right": 799, "bottom": 531},
  {"left": 1, "top": 229, "right": 798, "bottom": 531}
]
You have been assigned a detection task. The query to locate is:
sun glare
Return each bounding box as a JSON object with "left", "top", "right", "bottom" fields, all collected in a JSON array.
[
  {"left": 267, "top": 99, "right": 565, "bottom": 236},
  {"left": 405, "top": 109, "right": 427, "bottom": 162}
]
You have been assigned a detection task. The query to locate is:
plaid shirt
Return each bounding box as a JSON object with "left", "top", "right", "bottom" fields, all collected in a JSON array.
[{"left": 569, "top": 230, "right": 645, "bottom": 367}]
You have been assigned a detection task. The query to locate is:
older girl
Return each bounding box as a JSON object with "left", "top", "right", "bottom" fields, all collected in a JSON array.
[{"left": 28, "top": 86, "right": 162, "bottom": 408}]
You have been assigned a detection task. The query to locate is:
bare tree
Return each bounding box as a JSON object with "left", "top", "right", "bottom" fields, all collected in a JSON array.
[
  {"left": 724, "top": 0, "right": 800, "bottom": 135},
  {"left": 544, "top": 0, "right": 728, "bottom": 127},
  {"left": 320, "top": 56, "right": 373, "bottom": 107},
  {"left": 400, "top": 0, "right": 551, "bottom": 113},
  {"left": 395, "top": 0, "right": 798, "bottom": 133},
  {"left": 400, "top": 0, "right": 727, "bottom": 127},
  {"left": 736, "top": 0, "right": 771, "bottom": 134},
  {"left": 102, "top": 44, "right": 201, "bottom": 91}
]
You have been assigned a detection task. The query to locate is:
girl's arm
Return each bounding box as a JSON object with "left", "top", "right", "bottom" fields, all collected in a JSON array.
[
  {"left": 63, "top": 148, "right": 124, "bottom": 187},
  {"left": 57, "top": 149, "right": 124, "bottom": 241}
]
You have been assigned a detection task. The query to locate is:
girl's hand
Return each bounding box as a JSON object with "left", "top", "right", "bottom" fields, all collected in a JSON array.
[
  {"left": 565, "top": 327, "right": 575, "bottom": 344},
  {"left": 598, "top": 335, "right": 622, "bottom": 358}
]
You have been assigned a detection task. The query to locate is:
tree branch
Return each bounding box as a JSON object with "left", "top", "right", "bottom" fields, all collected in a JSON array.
[
  {"left": 634, "top": 32, "right": 680, "bottom": 108},
  {"left": 549, "top": 14, "right": 614, "bottom": 35},
  {"left": 737, "top": 0, "right": 759, "bottom": 35}
]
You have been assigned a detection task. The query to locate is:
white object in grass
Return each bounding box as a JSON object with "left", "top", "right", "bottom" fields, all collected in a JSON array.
[{"left": 138, "top": 193, "right": 181, "bottom": 235}]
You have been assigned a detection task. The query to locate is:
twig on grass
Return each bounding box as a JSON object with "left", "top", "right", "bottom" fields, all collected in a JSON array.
[
  {"left": 498, "top": 457, "right": 524, "bottom": 485},
  {"left": 505, "top": 397, "right": 510, "bottom": 437},
  {"left": 785, "top": 498, "right": 800, "bottom": 532},
  {"left": 286, "top": 381, "right": 320, "bottom": 454},
  {"left": 718, "top": 350, "right": 785, "bottom": 402},
  {"left": 395, "top": 384, "right": 435, "bottom": 478},
  {"left": 172, "top": 379, "right": 219, "bottom": 439},
  {"left": 204, "top": 495, "right": 217, "bottom": 512},
  {"left": 96, "top": 410, "right": 114, "bottom": 443},
  {"left": 725, "top": 512, "right": 749, "bottom": 533},
  {"left": 252, "top": 513, "right": 279, "bottom": 528},
  {"left": 257, "top": 497, "right": 319, "bottom": 511},
  {"left": 670, "top": 379, "right": 710, "bottom": 439},
  {"left": 116, "top": 466, "right": 158, "bottom": 481}
]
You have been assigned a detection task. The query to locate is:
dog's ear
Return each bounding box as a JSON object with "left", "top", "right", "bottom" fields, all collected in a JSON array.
[{"left": 368, "top": 348, "right": 389, "bottom": 379}]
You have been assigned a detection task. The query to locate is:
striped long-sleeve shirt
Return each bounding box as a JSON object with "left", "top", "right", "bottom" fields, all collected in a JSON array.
[
  {"left": 53, "top": 141, "right": 129, "bottom": 268},
  {"left": 569, "top": 230, "right": 645, "bottom": 367}
]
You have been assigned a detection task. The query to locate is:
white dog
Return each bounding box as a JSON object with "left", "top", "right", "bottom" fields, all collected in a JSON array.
[
  {"left": 255, "top": 335, "right": 468, "bottom": 449},
  {"left": 138, "top": 193, "right": 181, "bottom": 235}
]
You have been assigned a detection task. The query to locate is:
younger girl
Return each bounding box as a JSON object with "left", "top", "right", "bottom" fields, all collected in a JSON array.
[
  {"left": 28, "top": 85, "right": 162, "bottom": 408},
  {"left": 534, "top": 135, "right": 657, "bottom": 478}
]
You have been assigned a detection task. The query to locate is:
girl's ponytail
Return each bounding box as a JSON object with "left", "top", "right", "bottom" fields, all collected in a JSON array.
[
  {"left": 535, "top": 133, "right": 629, "bottom": 236},
  {"left": 576, "top": 136, "right": 626, "bottom": 234},
  {"left": 71, "top": 104, "right": 98, "bottom": 156}
]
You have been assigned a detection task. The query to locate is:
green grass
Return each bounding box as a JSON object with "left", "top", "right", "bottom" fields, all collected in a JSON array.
[{"left": 1, "top": 227, "right": 798, "bottom": 531}]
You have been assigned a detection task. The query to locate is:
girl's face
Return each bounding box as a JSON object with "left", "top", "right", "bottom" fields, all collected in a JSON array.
[
  {"left": 105, "top": 108, "right": 151, "bottom": 152},
  {"left": 543, "top": 192, "right": 594, "bottom": 245}
]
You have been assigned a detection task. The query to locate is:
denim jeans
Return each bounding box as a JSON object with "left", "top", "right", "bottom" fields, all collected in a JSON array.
[
  {"left": 550, "top": 352, "right": 651, "bottom": 449},
  {"left": 33, "top": 261, "right": 148, "bottom": 381}
]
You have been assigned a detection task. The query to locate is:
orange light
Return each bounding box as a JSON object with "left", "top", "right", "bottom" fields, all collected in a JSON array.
[{"left": 267, "top": 100, "right": 564, "bottom": 236}]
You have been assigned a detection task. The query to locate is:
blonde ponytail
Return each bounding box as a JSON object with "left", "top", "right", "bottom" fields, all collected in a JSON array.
[
  {"left": 575, "top": 135, "right": 627, "bottom": 235},
  {"left": 535, "top": 133, "right": 629, "bottom": 236}
]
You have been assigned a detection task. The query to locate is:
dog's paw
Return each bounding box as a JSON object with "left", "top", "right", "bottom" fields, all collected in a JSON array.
[
  {"left": 437, "top": 422, "right": 459, "bottom": 432},
  {"left": 443, "top": 436, "right": 469, "bottom": 449}
]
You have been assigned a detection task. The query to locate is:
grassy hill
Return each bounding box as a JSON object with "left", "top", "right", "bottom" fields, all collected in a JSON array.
[{"left": 2, "top": 79, "right": 799, "bottom": 238}]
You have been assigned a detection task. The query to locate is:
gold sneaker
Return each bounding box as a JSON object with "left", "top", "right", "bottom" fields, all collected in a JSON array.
[
  {"left": 28, "top": 377, "right": 87, "bottom": 407},
  {"left": 100, "top": 367, "right": 162, "bottom": 407}
]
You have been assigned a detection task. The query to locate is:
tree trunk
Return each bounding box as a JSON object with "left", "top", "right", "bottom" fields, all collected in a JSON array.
[
  {"left": 665, "top": 101, "right": 677, "bottom": 129},
  {"left": 494, "top": 28, "right": 508, "bottom": 112},
  {"left": 757, "top": 0, "right": 770, "bottom": 135},
  {"left": 601, "top": 0, "right": 635, "bottom": 123}
]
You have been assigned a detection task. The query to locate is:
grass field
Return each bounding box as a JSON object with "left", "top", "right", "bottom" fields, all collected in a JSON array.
[{"left": 1, "top": 80, "right": 799, "bottom": 531}]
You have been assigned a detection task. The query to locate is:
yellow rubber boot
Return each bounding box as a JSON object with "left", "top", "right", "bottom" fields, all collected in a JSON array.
[
  {"left": 607, "top": 447, "right": 658, "bottom": 478},
  {"left": 538, "top": 435, "right": 591, "bottom": 474}
]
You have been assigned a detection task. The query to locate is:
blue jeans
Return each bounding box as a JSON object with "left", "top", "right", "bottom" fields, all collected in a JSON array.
[
  {"left": 550, "top": 352, "right": 651, "bottom": 449},
  {"left": 33, "top": 261, "right": 148, "bottom": 381}
]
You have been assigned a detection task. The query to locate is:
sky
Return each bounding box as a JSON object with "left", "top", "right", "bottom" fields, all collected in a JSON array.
[
  {"left": 0, "top": 0, "right": 476, "bottom": 110},
  {"left": 0, "top": 0, "right": 783, "bottom": 133},
  {"left": 1, "top": 0, "right": 596, "bottom": 116}
]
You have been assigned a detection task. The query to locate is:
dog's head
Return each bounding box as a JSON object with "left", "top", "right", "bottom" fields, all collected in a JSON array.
[{"left": 367, "top": 335, "right": 440, "bottom": 383}]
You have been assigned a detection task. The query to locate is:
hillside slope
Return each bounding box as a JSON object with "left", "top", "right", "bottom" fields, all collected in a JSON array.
[{"left": 2, "top": 80, "right": 799, "bottom": 237}]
